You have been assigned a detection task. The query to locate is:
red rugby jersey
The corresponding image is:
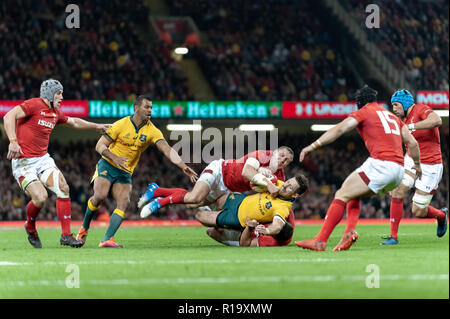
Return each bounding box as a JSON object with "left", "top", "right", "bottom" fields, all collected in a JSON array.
[
  {"left": 404, "top": 104, "right": 442, "bottom": 164},
  {"left": 349, "top": 102, "right": 405, "bottom": 165},
  {"left": 16, "top": 98, "right": 68, "bottom": 158},
  {"left": 221, "top": 150, "right": 285, "bottom": 193}
]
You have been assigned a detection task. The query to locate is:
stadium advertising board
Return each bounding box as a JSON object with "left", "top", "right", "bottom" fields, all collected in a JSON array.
[
  {"left": 282, "top": 101, "right": 361, "bottom": 118},
  {"left": 416, "top": 91, "right": 449, "bottom": 108},
  {"left": 0, "top": 100, "right": 89, "bottom": 117},
  {"left": 88, "top": 100, "right": 282, "bottom": 119}
]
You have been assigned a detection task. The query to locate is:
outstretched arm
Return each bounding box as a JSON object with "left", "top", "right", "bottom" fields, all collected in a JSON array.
[
  {"left": 63, "top": 117, "right": 110, "bottom": 133},
  {"left": 155, "top": 139, "right": 198, "bottom": 183},
  {"left": 299, "top": 117, "right": 358, "bottom": 162}
]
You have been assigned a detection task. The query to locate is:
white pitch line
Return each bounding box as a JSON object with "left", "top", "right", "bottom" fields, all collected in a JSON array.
[
  {"left": 0, "top": 274, "right": 448, "bottom": 288},
  {"left": 0, "top": 258, "right": 351, "bottom": 267}
]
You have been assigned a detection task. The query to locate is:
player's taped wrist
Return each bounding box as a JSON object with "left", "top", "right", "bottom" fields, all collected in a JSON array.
[
  {"left": 311, "top": 140, "right": 322, "bottom": 150},
  {"left": 408, "top": 123, "right": 415, "bottom": 130}
]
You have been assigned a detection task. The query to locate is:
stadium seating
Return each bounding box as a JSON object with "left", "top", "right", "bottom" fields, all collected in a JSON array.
[
  {"left": 170, "top": 0, "right": 357, "bottom": 101},
  {"left": 0, "top": 0, "right": 194, "bottom": 100},
  {"left": 341, "top": 0, "right": 449, "bottom": 91}
]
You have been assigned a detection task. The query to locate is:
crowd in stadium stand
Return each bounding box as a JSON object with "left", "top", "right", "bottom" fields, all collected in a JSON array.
[
  {"left": 342, "top": 0, "right": 449, "bottom": 91},
  {"left": 1, "top": 130, "right": 448, "bottom": 223},
  {"left": 0, "top": 0, "right": 194, "bottom": 101},
  {"left": 170, "top": 0, "right": 357, "bottom": 101}
]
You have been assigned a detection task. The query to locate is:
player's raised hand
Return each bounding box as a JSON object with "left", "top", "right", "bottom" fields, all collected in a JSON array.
[
  {"left": 7, "top": 141, "right": 24, "bottom": 159},
  {"left": 299, "top": 145, "right": 314, "bottom": 162},
  {"left": 183, "top": 166, "right": 198, "bottom": 183}
]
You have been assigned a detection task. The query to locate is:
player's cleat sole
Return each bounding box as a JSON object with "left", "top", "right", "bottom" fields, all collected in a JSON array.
[
  {"left": 437, "top": 208, "right": 448, "bottom": 238},
  {"left": 24, "top": 222, "right": 42, "bottom": 248},
  {"left": 294, "top": 238, "right": 326, "bottom": 251},
  {"left": 98, "top": 238, "right": 123, "bottom": 248},
  {"left": 140, "top": 197, "right": 162, "bottom": 218},
  {"left": 380, "top": 236, "right": 398, "bottom": 245},
  {"left": 60, "top": 234, "right": 84, "bottom": 248},
  {"left": 333, "top": 229, "right": 359, "bottom": 251},
  {"left": 138, "top": 183, "right": 159, "bottom": 209},
  {"left": 76, "top": 226, "right": 88, "bottom": 244}
]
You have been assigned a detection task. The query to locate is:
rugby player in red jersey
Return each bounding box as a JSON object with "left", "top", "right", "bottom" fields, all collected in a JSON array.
[
  {"left": 138, "top": 147, "right": 294, "bottom": 217},
  {"left": 381, "top": 90, "right": 447, "bottom": 245},
  {"left": 295, "top": 86, "right": 422, "bottom": 251},
  {"left": 3, "top": 79, "right": 110, "bottom": 248}
]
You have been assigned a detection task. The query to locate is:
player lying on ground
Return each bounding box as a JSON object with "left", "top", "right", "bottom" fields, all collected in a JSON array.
[
  {"left": 76, "top": 94, "right": 198, "bottom": 248},
  {"left": 138, "top": 147, "right": 294, "bottom": 217},
  {"left": 195, "top": 175, "right": 308, "bottom": 241},
  {"left": 3, "top": 79, "right": 109, "bottom": 248},
  {"left": 295, "top": 85, "right": 422, "bottom": 252},
  {"left": 381, "top": 89, "right": 447, "bottom": 245},
  {"left": 206, "top": 210, "right": 295, "bottom": 247}
]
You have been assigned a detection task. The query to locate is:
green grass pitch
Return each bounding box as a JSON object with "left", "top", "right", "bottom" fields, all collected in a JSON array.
[{"left": 0, "top": 224, "right": 448, "bottom": 299}]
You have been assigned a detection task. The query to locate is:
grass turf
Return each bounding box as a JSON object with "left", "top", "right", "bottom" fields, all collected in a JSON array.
[{"left": 0, "top": 224, "right": 448, "bottom": 299}]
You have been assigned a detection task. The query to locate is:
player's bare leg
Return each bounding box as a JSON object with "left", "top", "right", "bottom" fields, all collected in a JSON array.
[
  {"left": 381, "top": 180, "right": 411, "bottom": 245},
  {"left": 23, "top": 181, "right": 48, "bottom": 248},
  {"left": 43, "top": 168, "right": 82, "bottom": 247},
  {"left": 141, "top": 180, "right": 211, "bottom": 218},
  {"left": 410, "top": 189, "right": 448, "bottom": 237},
  {"left": 296, "top": 170, "right": 374, "bottom": 251},
  {"left": 99, "top": 183, "right": 131, "bottom": 248},
  {"left": 195, "top": 210, "right": 221, "bottom": 227},
  {"left": 183, "top": 181, "right": 210, "bottom": 205},
  {"left": 206, "top": 227, "right": 241, "bottom": 246},
  {"left": 77, "top": 176, "right": 112, "bottom": 243}
]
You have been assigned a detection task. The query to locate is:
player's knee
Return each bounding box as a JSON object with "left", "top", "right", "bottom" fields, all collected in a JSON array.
[
  {"left": 59, "top": 182, "right": 69, "bottom": 195},
  {"left": 206, "top": 227, "right": 215, "bottom": 237},
  {"left": 195, "top": 211, "right": 203, "bottom": 222},
  {"left": 412, "top": 193, "right": 432, "bottom": 217},
  {"left": 33, "top": 191, "right": 48, "bottom": 207},
  {"left": 185, "top": 192, "right": 203, "bottom": 204},
  {"left": 412, "top": 205, "right": 428, "bottom": 218},
  {"left": 334, "top": 189, "right": 350, "bottom": 202},
  {"left": 390, "top": 187, "right": 405, "bottom": 199}
]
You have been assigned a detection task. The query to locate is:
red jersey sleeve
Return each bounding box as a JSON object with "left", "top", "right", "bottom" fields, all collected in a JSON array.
[
  {"left": 56, "top": 108, "right": 68, "bottom": 124},
  {"left": 349, "top": 107, "right": 367, "bottom": 123},
  {"left": 20, "top": 99, "right": 37, "bottom": 117},
  {"left": 418, "top": 105, "right": 434, "bottom": 120}
]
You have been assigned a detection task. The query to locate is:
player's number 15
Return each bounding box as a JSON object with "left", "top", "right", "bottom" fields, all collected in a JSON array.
[{"left": 376, "top": 110, "right": 400, "bottom": 135}]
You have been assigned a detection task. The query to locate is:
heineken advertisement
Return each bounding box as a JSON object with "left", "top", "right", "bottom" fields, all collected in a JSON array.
[{"left": 88, "top": 100, "right": 282, "bottom": 119}]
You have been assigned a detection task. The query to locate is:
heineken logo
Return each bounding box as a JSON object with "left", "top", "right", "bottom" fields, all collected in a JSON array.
[{"left": 88, "top": 100, "right": 281, "bottom": 119}]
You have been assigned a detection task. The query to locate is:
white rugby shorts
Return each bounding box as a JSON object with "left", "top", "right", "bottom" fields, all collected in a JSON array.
[
  {"left": 12, "top": 153, "right": 57, "bottom": 191},
  {"left": 197, "top": 159, "right": 230, "bottom": 202},
  {"left": 356, "top": 157, "right": 404, "bottom": 195},
  {"left": 404, "top": 154, "right": 443, "bottom": 194}
]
